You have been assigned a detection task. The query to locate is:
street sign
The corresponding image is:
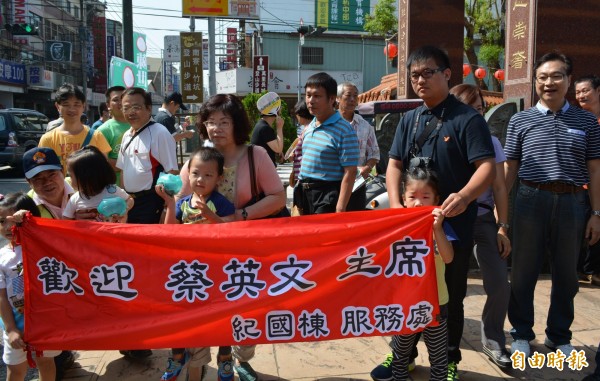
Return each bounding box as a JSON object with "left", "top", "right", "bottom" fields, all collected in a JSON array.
[
  {"left": 133, "top": 32, "right": 148, "bottom": 89},
  {"left": 180, "top": 32, "right": 203, "bottom": 104},
  {"left": 253, "top": 55, "right": 269, "bottom": 93},
  {"left": 182, "top": 0, "right": 260, "bottom": 19},
  {"left": 109, "top": 57, "right": 144, "bottom": 89},
  {"left": 164, "top": 35, "right": 181, "bottom": 62},
  {"left": 45, "top": 41, "right": 72, "bottom": 62},
  {"left": 315, "top": 0, "right": 370, "bottom": 31}
]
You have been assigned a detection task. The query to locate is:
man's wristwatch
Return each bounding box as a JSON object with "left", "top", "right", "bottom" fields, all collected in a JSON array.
[
  {"left": 241, "top": 208, "right": 248, "bottom": 221},
  {"left": 592, "top": 210, "right": 600, "bottom": 217},
  {"left": 497, "top": 222, "right": 510, "bottom": 229}
]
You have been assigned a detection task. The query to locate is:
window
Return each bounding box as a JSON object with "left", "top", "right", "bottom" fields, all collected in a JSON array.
[
  {"left": 302, "top": 47, "right": 323, "bottom": 65},
  {"left": 67, "top": 1, "right": 71, "bottom": 14},
  {"left": 0, "top": 116, "right": 6, "bottom": 132},
  {"left": 74, "top": 6, "right": 80, "bottom": 19}
]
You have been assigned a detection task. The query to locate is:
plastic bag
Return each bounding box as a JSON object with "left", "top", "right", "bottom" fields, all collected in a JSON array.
[{"left": 156, "top": 172, "right": 182, "bottom": 196}]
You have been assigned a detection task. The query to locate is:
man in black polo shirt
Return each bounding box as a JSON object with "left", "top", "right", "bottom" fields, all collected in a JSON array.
[
  {"left": 371, "top": 45, "right": 495, "bottom": 381},
  {"left": 504, "top": 52, "right": 600, "bottom": 358},
  {"left": 155, "top": 92, "right": 194, "bottom": 143}
]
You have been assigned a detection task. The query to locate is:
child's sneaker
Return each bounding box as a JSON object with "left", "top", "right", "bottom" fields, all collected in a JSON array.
[
  {"left": 217, "top": 353, "right": 234, "bottom": 381},
  {"left": 160, "top": 351, "right": 189, "bottom": 381},
  {"left": 370, "top": 353, "right": 415, "bottom": 381}
]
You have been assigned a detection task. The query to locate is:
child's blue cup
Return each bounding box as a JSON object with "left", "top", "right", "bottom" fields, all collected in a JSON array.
[{"left": 156, "top": 172, "right": 183, "bottom": 196}]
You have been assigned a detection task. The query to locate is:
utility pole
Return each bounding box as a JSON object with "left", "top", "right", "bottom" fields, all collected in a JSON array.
[
  {"left": 123, "top": 0, "right": 133, "bottom": 61},
  {"left": 208, "top": 17, "right": 216, "bottom": 96}
]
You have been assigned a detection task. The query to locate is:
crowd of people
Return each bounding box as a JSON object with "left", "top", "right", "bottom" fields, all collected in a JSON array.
[{"left": 0, "top": 44, "right": 599, "bottom": 381}]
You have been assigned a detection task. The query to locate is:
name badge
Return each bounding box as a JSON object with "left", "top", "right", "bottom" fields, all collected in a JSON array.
[{"left": 567, "top": 128, "right": 586, "bottom": 136}]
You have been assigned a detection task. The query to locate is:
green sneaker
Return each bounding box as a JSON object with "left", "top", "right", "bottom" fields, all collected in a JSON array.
[
  {"left": 370, "top": 353, "right": 415, "bottom": 381},
  {"left": 447, "top": 361, "right": 459, "bottom": 381}
]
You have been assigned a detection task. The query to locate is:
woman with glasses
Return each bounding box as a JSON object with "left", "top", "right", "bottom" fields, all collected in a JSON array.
[{"left": 171, "top": 94, "right": 286, "bottom": 381}]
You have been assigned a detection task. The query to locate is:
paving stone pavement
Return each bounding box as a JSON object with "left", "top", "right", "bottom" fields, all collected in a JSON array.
[{"left": 7, "top": 274, "right": 592, "bottom": 381}]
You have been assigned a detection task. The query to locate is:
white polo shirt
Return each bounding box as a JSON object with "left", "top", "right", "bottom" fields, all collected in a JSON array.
[{"left": 116, "top": 120, "right": 178, "bottom": 193}]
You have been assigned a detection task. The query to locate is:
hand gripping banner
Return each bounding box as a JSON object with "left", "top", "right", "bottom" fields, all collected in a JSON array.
[{"left": 18, "top": 207, "right": 439, "bottom": 350}]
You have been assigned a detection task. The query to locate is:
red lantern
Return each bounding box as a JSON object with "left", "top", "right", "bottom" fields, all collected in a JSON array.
[
  {"left": 474, "top": 67, "right": 487, "bottom": 80},
  {"left": 463, "top": 63, "right": 471, "bottom": 77},
  {"left": 384, "top": 43, "right": 398, "bottom": 59},
  {"left": 494, "top": 69, "right": 505, "bottom": 81}
]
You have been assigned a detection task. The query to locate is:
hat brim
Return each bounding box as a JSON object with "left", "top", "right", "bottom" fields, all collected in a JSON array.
[
  {"left": 179, "top": 103, "right": 188, "bottom": 111},
  {"left": 25, "top": 164, "right": 62, "bottom": 180}
]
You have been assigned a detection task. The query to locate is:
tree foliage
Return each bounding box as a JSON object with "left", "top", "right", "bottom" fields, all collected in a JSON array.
[
  {"left": 464, "top": 0, "right": 506, "bottom": 91},
  {"left": 363, "top": 0, "right": 398, "bottom": 37}
]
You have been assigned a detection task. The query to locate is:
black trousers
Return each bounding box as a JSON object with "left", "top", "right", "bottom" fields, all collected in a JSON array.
[
  {"left": 346, "top": 185, "right": 367, "bottom": 211},
  {"left": 299, "top": 179, "right": 342, "bottom": 215},
  {"left": 127, "top": 191, "right": 165, "bottom": 224}
]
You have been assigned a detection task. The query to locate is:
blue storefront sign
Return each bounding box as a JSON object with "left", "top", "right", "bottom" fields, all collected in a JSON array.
[{"left": 0, "top": 59, "right": 26, "bottom": 86}]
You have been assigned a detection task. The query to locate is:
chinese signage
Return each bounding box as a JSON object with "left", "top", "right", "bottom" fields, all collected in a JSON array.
[
  {"left": 504, "top": 0, "right": 535, "bottom": 107},
  {"left": 180, "top": 32, "right": 203, "bottom": 103},
  {"left": 253, "top": 55, "right": 269, "bottom": 93},
  {"left": 27, "top": 66, "right": 54, "bottom": 89},
  {"left": 316, "top": 0, "right": 370, "bottom": 31},
  {"left": 92, "top": 14, "right": 108, "bottom": 93},
  {"left": 11, "top": 0, "right": 30, "bottom": 45},
  {"left": 226, "top": 28, "right": 238, "bottom": 68},
  {"left": 182, "top": 0, "right": 259, "bottom": 19},
  {"left": 397, "top": 0, "right": 408, "bottom": 98},
  {"left": 133, "top": 32, "right": 148, "bottom": 89},
  {"left": 109, "top": 57, "right": 145, "bottom": 89},
  {"left": 44, "top": 41, "right": 72, "bottom": 62},
  {"left": 164, "top": 35, "right": 181, "bottom": 62},
  {"left": 20, "top": 208, "right": 439, "bottom": 350},
  {"left": 0, "top": 59, "right": 26, "bottom": 86}
]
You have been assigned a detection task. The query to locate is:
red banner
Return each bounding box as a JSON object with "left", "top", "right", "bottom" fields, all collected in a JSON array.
[{"left": 18, "top": 208, "right": 439, "bottom": 350}]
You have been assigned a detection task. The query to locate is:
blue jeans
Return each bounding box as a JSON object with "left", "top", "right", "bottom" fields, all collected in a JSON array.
[{"left": 508, "top": 183, "right": 587, "bottom": 345}]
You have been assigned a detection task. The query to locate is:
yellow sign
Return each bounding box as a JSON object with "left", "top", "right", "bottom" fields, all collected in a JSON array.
[{"left": 182, "top": 0, "right": 228, "bottom": 17}]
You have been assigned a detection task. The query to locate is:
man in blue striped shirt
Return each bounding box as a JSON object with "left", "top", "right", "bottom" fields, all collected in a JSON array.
[
  {"left": 298, "top": 72, "right": 359, "bottom": 214},
  {"left": 504, "top": 52, "right": 600, "bottom": 358}
]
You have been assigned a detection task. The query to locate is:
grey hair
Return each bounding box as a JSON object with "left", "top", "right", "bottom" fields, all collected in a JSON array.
[{"left": 337, "top": 82, "right": 358, "bottom": 97}]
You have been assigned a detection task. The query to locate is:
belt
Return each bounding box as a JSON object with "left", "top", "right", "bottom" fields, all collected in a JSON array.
[
  {"left": 128, "top": 188, "right": 156, "bottom": 198},
  {"left": 299, "top": 179, "right": 341, "bottom": 190},
  {"left": 520, "top": 180, "right": 584, "bottom": 194}
]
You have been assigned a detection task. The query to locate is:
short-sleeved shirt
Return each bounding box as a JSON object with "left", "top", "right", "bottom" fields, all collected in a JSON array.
[
  {"left": 38, "top": 126, "right": 112, "bottom": 176},
  {"left": 97, "top": 119, "right": 131, "bottom": 184},
  {"left": 299, "top": 111, "right": 359, "bottom": 181},
  {"left": 154, "top": 109, "right": 176, "bottom": 135},
  {"left": 389, "top": 94, "right": 495, "bottom": 242},
  {"left": 63, "top": 184, "right": 130, "bottom": 219},
  {"left": 91, "top": 119, "right": 104, "bottom": 130},
  {"left": 349, "top": 113, "right": 380, "bottom": 166},
  {"left": 476, "top": 136, "right": 506, "bottom": 215},
  {"left": 250, "top": 119, "right": 277, "bottom": 165},
  {"left": 0, "top": 245, "right": 25, "bottom": 331},
  {"left": 116, "top": 120, "right": 178, "bottom": 193},
  {"left": 175, "top": 192, "right": 235, "bottom": 223},
  {"left": 504, "top": 102, "right": 600, "bottom": 185}
]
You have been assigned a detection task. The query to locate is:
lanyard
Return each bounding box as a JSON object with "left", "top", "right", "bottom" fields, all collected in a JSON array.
[{"left": 410, "top": 106, "right": 446, "bottom": 157}]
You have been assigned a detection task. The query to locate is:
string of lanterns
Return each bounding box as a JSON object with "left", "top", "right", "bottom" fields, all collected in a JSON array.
[
  {"left": 382, "top": 46, "right": 505, "bottom": 82},
  {"left": 463, "top": 63, "right": 505, "bottom": 82}
]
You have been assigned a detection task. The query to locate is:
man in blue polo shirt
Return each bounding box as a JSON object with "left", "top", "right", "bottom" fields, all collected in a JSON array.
[
  {"left": 298, "top": 72, "right": 359, "bottom": 214},
  {"left": 372, "top": 45, "right": 496, "bottom": 381},
  {"left": 504, "top": 52, "right": 600, "bottom": 358}
]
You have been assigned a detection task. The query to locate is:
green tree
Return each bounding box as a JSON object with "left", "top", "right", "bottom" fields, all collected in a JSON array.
[
  {"left": 242, "top": 92, "right": 296, "bottom": 156},
  {"left": 363, "top": 0, "right": 397, "bottom": 37},
  {"left": 464, "top": 0, "right": 505, "bottom": 91}
]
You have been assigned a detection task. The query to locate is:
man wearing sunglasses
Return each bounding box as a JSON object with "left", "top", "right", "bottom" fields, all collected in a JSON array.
[{"left": 371, "top": 45, "right": 495, "bottom": 381}]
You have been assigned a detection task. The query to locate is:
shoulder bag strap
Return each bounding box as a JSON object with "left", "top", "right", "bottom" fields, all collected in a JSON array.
[
  {"left": 81, "top": 127, "right": 94, "bottom": 147},
  {"left": 122, "top": 121, "right": 154, "bottom": 153},
  {"left": 247, "top": 145, "right": 260, "bottom": 199}
]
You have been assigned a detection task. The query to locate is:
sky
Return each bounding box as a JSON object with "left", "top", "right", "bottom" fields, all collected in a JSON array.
[
  {"left": 103, "top": 0, "right": 388, "bottom": 59},
  {"left": 103, "top": 0, "right": 320, "bottom": 59}
]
